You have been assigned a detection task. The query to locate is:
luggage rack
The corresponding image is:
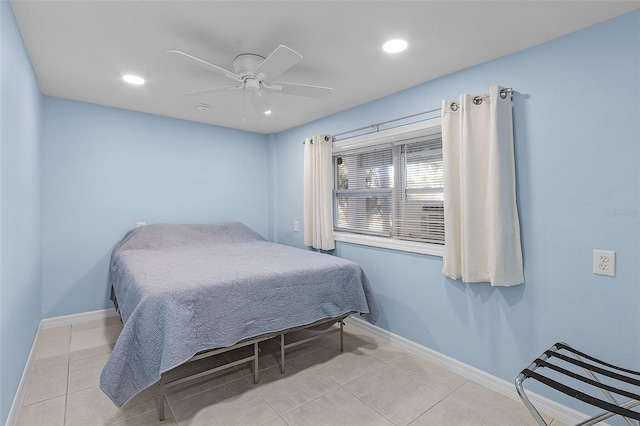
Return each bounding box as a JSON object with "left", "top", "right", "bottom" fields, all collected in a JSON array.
[{"left": 515, "top": 342, "right": 640, "bottom": 426}]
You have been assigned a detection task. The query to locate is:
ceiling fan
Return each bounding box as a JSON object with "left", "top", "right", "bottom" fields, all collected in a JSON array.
[{"left": 168, "top": 45, "right": 333, "bottom": 116}]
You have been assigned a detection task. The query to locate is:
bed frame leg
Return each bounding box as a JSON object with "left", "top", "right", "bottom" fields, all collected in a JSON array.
[
  {"left": 253, "top": 342, "right": 259, "bottom": 384},
  {"left": 157, "top": 375, "right": 166, "bottom": 421},
  {"left": 280, "top": 333, "right": 285, "bottom": 374}
]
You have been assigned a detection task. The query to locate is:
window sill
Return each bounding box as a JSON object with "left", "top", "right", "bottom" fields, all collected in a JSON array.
[{"left": 334, "top": 232, "right": 444, "bottom": 257}]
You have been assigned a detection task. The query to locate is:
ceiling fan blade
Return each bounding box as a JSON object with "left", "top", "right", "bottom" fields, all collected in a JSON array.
[
  {"left": 267, "top": 82, "right": 333, "bottom": 99},
  {"left": 249, "top": 90, "right": 271, "bottom": 115},
  {"left": 254, "top": 45, "right": 302, "bottom": 82},
  {"left": 168, "top": 50, "right": 242, "bottom": 82},
  {"left": 181, "top": 85, "right": 242, "bottom": 97}
]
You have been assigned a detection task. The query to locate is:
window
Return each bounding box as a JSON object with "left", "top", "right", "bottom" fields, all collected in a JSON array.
[
  {"left": 335, "top": 148, "right": 394, "bottom": 236},
  {"left": 332, "top": 118, "right": 444, "bottom": 255}
]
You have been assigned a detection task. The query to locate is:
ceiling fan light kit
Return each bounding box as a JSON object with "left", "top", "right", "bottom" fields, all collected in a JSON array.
[{"left": 169, "top": 45, "right": 333, "bottom": 118}]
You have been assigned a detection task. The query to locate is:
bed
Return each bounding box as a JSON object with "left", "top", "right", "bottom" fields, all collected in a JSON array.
[{"left": 99, "top": 222, "right": 378, "bottom": 416}]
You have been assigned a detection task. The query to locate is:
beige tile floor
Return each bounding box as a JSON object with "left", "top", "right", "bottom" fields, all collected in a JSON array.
[{"left": 15, "top": 317, "right": 567, "bottom": 426}]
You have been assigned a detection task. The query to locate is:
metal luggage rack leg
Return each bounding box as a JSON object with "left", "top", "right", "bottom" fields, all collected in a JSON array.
[{"left": 515, "top": 342, "right": 640, "bottom": 426}]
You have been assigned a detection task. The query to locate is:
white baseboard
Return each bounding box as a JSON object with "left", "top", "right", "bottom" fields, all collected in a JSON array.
[
  {"left": 345, "top": 316, "right": 592, "bottom": 426},
  {"left": 6, "top": 308, "right": 118, "bottom": 426},
  {"left": 40, "top": 307, "right": 118, "bottom": 329},
  {"left": 5, "top": 326, "right": 41, "bottom": 426}
]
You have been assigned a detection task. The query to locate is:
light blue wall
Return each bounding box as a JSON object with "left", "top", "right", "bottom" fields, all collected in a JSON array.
[
  {"left": 2, "top": 4, "right": 639, "bottom": 422},
  {"left": 40, "top": 98, "right": 271, "bottom": 317},
  {"left": 0, "top": 1, "right": 43, "bottom": 423},
  {"left": 274, "top": 11, "right": 639, "bottom": 416}
]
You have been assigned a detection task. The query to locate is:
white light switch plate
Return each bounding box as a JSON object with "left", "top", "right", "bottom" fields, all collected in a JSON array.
[{"left": 593, "top": 249, "right": 615, "bottom": 277}]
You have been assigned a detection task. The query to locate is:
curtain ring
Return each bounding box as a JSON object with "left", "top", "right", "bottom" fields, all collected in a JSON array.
[
  {"left": 473, "top": 96, "right": 483, "bottom": 105},
  {"left": 450, "top": 103, "right": 459, "bottom": 112},
  {"left": 500, "top": 88, "right": 514, "bottom": 100}
]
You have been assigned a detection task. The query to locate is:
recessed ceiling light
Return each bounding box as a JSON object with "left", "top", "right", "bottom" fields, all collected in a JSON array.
[
  {"left": 122, "top": 74, "right": 145, "bottom": 85},
  {"left": 383, "top": 39, "right": 408, "bottom": 53},
  {"left": 264, "top": 109, "right": 272, "bottom": 115}
]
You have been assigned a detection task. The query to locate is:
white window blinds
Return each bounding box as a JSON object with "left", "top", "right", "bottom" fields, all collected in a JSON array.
[
  {"left": 394, "top": 138, "right": 444, "bottom": 244},
  {"left": 335, "top": 148, "right": 394, "bottom": 236},
  {"left": 333, "top": 119, "right": 444, "bottom": 245}
]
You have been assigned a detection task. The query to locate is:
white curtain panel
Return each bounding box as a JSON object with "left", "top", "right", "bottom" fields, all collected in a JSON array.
[
  {"left": 441, "top": 85, "right": 524, "bottom": 286},
  {"left": 303, "top": 134, "right": 335, "bottom": 250}
]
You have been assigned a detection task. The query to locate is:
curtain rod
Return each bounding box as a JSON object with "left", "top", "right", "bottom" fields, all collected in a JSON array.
[
  {"left": 331, "top": 107, "right": 441, "bottom": 138},
  {"left": 331, "top": 87, "right": 513, "bottom": 140}
]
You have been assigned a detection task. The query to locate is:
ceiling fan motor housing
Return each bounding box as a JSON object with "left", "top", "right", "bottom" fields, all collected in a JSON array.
[
  {"left": 234, "top": 54, "right": 265, "bottom": 79},
  {"left": 234, "top": 54, "right": 266, "bottom": 93}
]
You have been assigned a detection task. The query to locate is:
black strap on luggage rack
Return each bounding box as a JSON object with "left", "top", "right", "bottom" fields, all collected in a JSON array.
[{"left": 515, "top": 342, "right": 640, "bottom": 426}]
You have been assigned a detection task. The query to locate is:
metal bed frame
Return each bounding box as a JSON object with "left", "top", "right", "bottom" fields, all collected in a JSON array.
[
  {"left": 152, "top": 313, "right": 351, "bottom": 421},
  {"left": 515, "top": 342, "right": 640, "bottom": 426}
]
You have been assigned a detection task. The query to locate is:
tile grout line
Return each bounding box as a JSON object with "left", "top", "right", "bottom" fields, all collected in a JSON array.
[
  {"left": 64, "top": 328, "right": 71, "bottom": 426},
  {"left": 16, "top": 329, "right": 67, "bottom": 425},
  {"left": 428, "top": 389, "right": 480, "bottom": 424},
  {"left": 272, "top": 364, "right": 342, "bottom": 419},
  {"left": 337, "top": 382, "right": 398, "bottom": 425},
  {"left": 405, "top": 396, "right": 458, "bottom": 426},
  {"left": 278, "top": 350, "right": 397, "bottom": 424},
  {"left": 18, "top": 329, "right": 70, "bottom": 424},
  {"left": 248, "top": 380, "right": 282, "bottom": 426},
  {"left": 274, "top": 332, "right": 405, "bottom": 423},
  {"left": 339, "top": 359, "right": 447, "bottom": 426},
  {"left": 331, "top": 342, "right": 471, "bottom": 426}
]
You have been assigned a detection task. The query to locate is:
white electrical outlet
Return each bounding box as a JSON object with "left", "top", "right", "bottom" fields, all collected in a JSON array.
[
  {"left": 293, "top": 221, "right": 299, "bottom": 232},
  {"left": 593, "top": 249, "right": 615, "bottom": 277}
]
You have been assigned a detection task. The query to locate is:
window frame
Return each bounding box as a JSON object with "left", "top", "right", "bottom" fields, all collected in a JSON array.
[{"left": 332, "top": 117, "right": 444, "bottom": 257}]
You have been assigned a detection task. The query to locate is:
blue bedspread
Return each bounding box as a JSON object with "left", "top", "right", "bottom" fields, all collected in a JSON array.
[{"left": 100, "top": 222, "right": 378, "bottom": 407}]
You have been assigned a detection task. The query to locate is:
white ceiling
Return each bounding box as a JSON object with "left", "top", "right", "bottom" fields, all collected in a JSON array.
[{"left": 10, "top": 1, "right": 640, "bottom": 134}]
